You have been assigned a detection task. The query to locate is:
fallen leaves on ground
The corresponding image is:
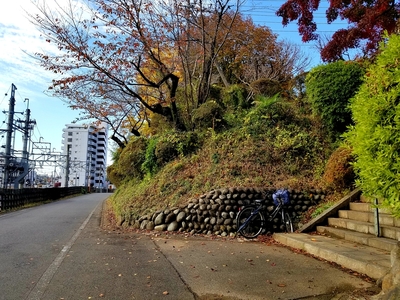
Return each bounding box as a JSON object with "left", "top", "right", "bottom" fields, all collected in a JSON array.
[{"left": 278, "top": 283, "right": 286, "bottom": 287}]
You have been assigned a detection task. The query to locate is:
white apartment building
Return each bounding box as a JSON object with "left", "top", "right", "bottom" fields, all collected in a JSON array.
[{"left": 60, "top": 123, "right": 108, "bottom": 189}]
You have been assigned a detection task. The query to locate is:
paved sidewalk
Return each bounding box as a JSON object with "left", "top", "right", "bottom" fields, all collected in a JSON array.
[
  {"left": 37, "top": 202, "right": 381, "bottom": 300},
  {"left": 154, "top": 236, "right": 380, "bottom": 300}
]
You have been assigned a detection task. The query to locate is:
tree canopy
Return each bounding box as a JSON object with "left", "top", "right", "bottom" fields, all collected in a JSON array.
[
  {"left": 276, "top": 0, "right": 400, "bottom": 62},
  {"left": 30, "top": 0, "right": 308, "bottom": 148},
  {"left": 30, "top": 0, "right": 243, "bottom": 147}
]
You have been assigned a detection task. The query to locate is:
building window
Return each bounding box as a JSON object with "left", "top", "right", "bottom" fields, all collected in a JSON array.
[{"left": 68, "top": 138, "right": 72, "bottom": 142}]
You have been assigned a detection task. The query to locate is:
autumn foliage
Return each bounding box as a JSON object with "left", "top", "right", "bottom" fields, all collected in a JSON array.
[
  {"left": 29, "top": 0, "right": 308, "bottom": 148},
  {"left": 277, "top": 0, "right": 400, "bottom": 62},
  {"left": 322, "top": 146, "right": 355, "bottom": 190}
]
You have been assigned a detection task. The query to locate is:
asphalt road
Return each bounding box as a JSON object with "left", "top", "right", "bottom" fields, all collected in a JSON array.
[
  {"left": 0, "top": 193, "right": 110, "bottom": 300},
  {"left": 0, "top": 193, "right": 379, "bottom": 300}
]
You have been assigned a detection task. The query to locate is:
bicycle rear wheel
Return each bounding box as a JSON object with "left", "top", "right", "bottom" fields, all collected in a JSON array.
[
  {"left": 236, "top": 206, "right": 265, "bottom": 239},
  {"left": 283, "top": 212, "right": 294, "bottom": 233}
]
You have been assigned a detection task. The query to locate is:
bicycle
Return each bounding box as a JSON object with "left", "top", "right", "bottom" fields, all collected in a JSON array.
[{"left": 236, "top": 189, "right": 294, "bottom": 239}]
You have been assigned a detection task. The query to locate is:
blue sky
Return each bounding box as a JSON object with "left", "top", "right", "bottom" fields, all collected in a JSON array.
[
  {"left": 0, "top": 0, "right": 79, "bottom": 166},
  {"left": 241, "top": 0, "right": 349, "bottom": 66},
  {"left": 0, "top": 0, "right": 348, "bottom": 174}
]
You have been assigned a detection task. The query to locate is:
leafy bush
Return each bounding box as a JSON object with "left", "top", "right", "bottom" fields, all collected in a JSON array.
[
  {"left": 141, "top": 138, "right": 159, "bottom": 176},
  {"left": 243, "top": 94, "right": 292, "bottom": 135},
  {"left": 192, "top": 100, "right": 224, "bottom": 130},
  {"left": 306, "top": 61, "right": 365, "bottom": 140},
  {"left": 209, "top": 84, "right": 223, "bottom": 101},
  {"left": 107, "top": 138, "right": 148, "bottom": 186},
  {"left": 155, "top": 139, "right": 178, "bottom": 166},
  {"left": 345, "top": 33, "right": 400, "bottom": 216},
  {"left": 106, "top": 164, "right": 124, "bottom": 187},
  {"left": 144, "top": 112, "right": 174, "bottom": 135},
  {"left": 250, "top": 79, "right": 283, "bottom": 97},
  {"left": 322, "top": 146, "right": 355, "bottom": 190},
  {"left": 155, "top": 131, "right": 202, "bottom": 166},
  {"left": 177, "top": 131, "right": 202, "bottom": 155},
  {"left": 221, "top": 84, "right": 251, "bottom": 109},
  {"left": 272, "top": 127, "right": 312, "bottom": 157}
]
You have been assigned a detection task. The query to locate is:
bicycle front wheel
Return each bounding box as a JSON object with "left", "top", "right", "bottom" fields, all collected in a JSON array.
[
  {"left": 236, "top": 206, "right": 265, "bottom": 239},
  {"left": 283, "top": 212, "right": 294, "bottom": 233}
]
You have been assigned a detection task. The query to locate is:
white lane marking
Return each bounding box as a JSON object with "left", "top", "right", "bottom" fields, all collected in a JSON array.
[{"left": 26, "top": 203, "right": 100, "bottom": 300}]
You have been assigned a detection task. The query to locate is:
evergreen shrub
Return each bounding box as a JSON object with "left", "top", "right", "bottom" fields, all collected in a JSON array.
[
  {"left": 345, "top": 34, "right": 400, "bottom": 216},
  {"left": 155, "top": 139, "right": 178, "bottom": 166},
  {"left": 141, "top": 138, "right": 159, "bottom": 176},
  {"left": 155, "top": 131, "right": 201, "bottom": 166},
  {"left": 221, "top": 84, "right": 250, "bottom": 109},
  {"left": 306, "top": 61, "right": 365, "bottom": 140},
  {"left": 243, "top": 94, "right": 288, "bottom": 135},
  {"left": 192, "top": 100, "right": 224, "bottom": 130},
  {"left": 107, "top": 137, "right": 148, "bottom": 186}
]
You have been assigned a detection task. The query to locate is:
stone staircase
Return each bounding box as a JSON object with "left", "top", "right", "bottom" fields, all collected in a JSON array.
[
  {"left": 317, "top": 201, "right": 399, "bottom": 252},
  {"left": 274, "top": 190, "right": 398, "bottom": 280}
]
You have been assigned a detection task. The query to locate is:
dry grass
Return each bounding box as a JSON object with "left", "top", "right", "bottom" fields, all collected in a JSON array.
[{"left": 108, "top": 98, "right": 344, "bottom": 222}]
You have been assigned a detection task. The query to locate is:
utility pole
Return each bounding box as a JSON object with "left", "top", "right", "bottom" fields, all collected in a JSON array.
[
  {"left": 21, "top": 99, "right": 36, "bottom": 162},
  {"left": 14, "top": 98, "right": 36, "bottom": 188},
  {"left": 3, "top": 84, "right": 17, "bottom": 188},
  {"left": 64, "top": 144, "right": 71, "bottom": 187}
]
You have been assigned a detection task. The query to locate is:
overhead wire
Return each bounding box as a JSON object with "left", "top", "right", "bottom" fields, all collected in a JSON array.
[
  {"left": 239, "top": 1, "right": 350, "bottom": 33},
  {"left": 0, "top": 85, "right": 11, "bottom": 112},
  {"left": 235, "top": 1, "right": 352, "bottom": 56}
]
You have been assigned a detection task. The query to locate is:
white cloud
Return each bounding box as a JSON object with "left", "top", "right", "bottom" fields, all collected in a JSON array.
[{"left": 0, "top": 0, "right": 82, "bottom": 154}]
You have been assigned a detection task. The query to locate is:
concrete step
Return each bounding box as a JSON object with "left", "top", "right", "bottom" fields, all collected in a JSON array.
[
  {"left": 338, "top": 209, "right": 397, "bottom": 227},
  {"left": 273, "top": 232, "right": 391, "bottom": 280},
  {"left": 328, "top": 217, "right": 400, "bottom": 240},
  {"left": 316, "top": 226, "right": 398, "bottom": 252},
  {"left": 350, "top": 202, "right": 373, "bottom": 212},
  {"left": 349, "top": 202, "right": 392, "bottom": 214}
]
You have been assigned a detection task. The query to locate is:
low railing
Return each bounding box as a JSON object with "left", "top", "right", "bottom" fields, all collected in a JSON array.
[{"left": 0, "top": 187, "right": 84, "bottom": 211}]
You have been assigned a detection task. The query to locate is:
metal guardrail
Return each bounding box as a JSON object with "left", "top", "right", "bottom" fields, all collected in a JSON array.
[{"left": 0, "top": 187, "right": 84, "bottom": 211}]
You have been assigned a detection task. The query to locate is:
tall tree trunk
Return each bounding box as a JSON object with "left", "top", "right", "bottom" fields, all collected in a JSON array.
[{"left": 197, "top": 58, "right": 213, "bottom": 105}]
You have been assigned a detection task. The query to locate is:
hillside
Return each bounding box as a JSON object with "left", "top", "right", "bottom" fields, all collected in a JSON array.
[{"left": 107, "top": 94, "right": 352, "bottom": 225}]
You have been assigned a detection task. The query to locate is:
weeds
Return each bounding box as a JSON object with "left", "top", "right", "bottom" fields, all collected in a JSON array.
[
  {"left": 108, "top": 95, "right": 336, "bottom": 220},
  {"left": 311, "top": 201, "right": 335, "bottom": 218}
]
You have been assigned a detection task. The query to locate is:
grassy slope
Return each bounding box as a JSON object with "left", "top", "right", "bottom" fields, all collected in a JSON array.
[{"left": 109, "top": 98, "right": 341, "bottom": 222}]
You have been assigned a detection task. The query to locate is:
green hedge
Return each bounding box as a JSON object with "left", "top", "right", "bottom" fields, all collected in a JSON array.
[{"left": 345, "top": 34, "right": 400, "bottom": 216}]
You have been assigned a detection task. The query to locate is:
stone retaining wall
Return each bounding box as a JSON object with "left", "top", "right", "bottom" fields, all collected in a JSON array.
[{"left": 125, "top": 187, "right": 326, "bottom": 236}]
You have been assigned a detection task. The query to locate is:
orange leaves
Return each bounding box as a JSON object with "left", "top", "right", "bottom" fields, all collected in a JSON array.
[{"left": 31, "top": 0, "right": 248, "bottom": 138}]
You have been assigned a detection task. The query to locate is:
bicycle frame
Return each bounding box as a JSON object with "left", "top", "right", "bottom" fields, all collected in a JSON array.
[
  {"left": 267, "top": 201, "right": 285, "bottom": 222},
  {"left": 237, "top": 205, "right": 263, "bottom": 233},
  {"left": 237, "top": 199, "right": 287, "bottom": 234}
]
